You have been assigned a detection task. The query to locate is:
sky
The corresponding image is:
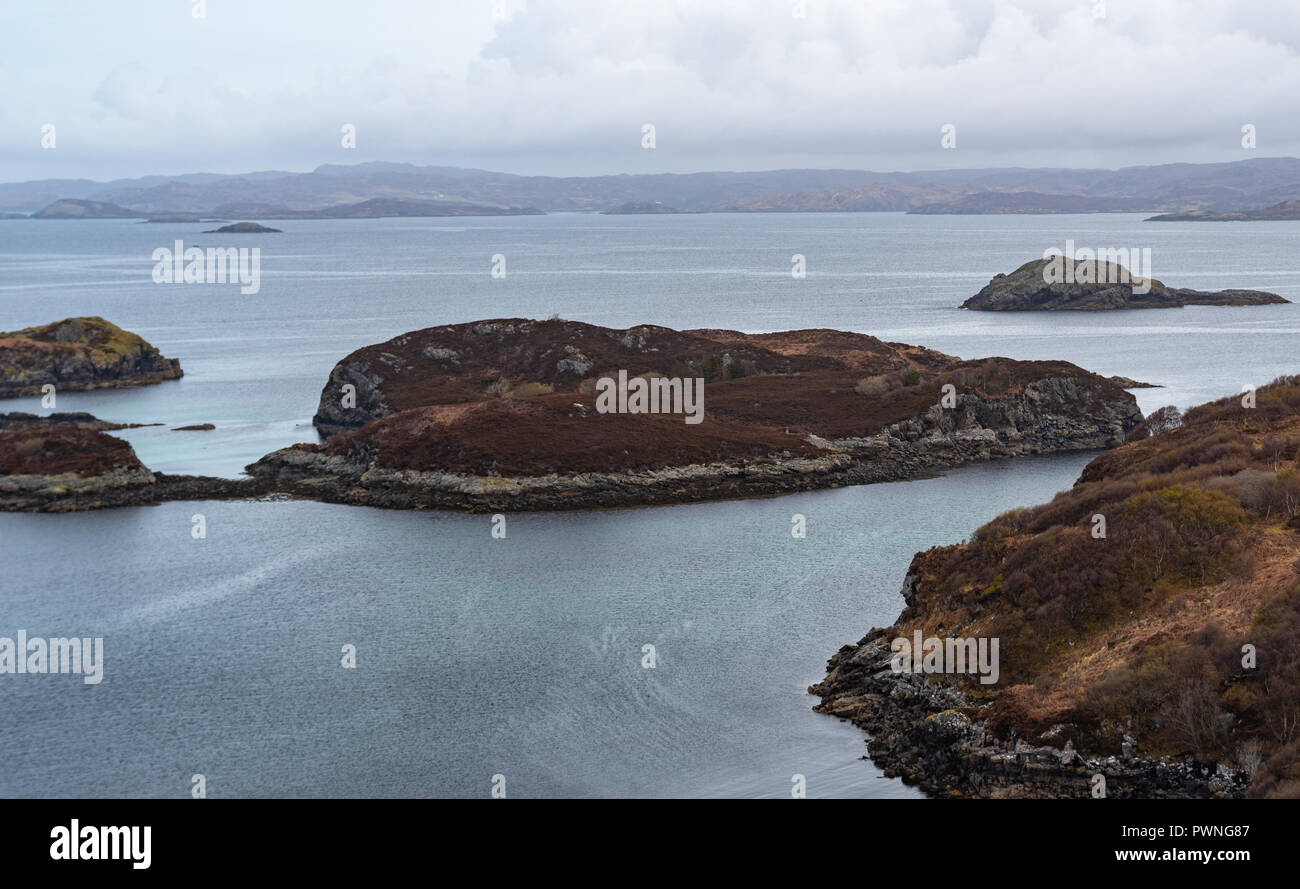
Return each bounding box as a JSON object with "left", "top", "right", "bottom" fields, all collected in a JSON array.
[{"left": 3, "top": 0, "right": 1300, "bottom": 183}]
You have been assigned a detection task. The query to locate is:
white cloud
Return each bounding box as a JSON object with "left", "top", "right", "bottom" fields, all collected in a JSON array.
[{"left": 2, "top": 0, "right": 1299, "bottom": 179}]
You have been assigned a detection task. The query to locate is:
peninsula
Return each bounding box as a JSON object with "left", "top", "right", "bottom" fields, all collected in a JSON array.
[{"left": 813, "top": 378, "right": 1300, "bottom": 798}]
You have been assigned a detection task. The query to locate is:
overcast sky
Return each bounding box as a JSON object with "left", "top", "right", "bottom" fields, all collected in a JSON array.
[{"left": 4, "top": 0, "right": 1300, "bottom": 182}]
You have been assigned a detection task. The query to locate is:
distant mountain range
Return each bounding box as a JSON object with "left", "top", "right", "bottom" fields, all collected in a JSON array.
[{"left": 9, "top": 157, "right": 1300, "bottom": 217}]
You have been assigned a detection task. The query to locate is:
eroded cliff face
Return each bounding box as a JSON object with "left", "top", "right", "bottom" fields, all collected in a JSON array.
[
  {"left": 252, "top": 319, "right": 1143, "bottom": 512},
  {"left": 0, "top": 317, "right": 183, "bottom": 398},
  {"left": 813, "top": 377, "right": 1300, "bottom": 799}
]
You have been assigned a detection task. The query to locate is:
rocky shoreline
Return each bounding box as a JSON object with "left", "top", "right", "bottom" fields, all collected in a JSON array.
[
  {"left": 0, "top": 399, "right": 1128, "bottom": 512},
  {"left": 811, "top": 632, "right": 1250, "bottom": 799},
  {"left": 250, "top": 377, "right": 1138, "bottom": 511},
  {"left": 0, "top": 467, "right": 270, "bottom": 512}
]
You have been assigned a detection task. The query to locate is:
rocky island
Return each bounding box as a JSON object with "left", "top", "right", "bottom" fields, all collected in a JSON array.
[
  {"left": 813, "top": 378, "right": 1300, "bottom": 798},
  {"left": 0, "top": 317, "right": 183, "bottom": 398},
  {"left": 202, "top": 221, "right": 282, "bottom": 233},
  {"left": 244, "top": 319, "right": 1143, "bottom": 511},
  {"left": 962, "top": 258, "right": 1288, "bottom": 311}
]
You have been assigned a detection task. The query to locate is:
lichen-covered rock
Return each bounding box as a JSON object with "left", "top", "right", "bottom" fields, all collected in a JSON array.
[
  {"left": 962, "top": 258, "right": 1287, "bottom": 310},
  {"left": 0, "top": 317, "right": 182, "bottom": 397}
]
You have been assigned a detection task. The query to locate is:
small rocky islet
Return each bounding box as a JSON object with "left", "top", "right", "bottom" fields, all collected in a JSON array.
[
  {"left": 963, "top": 257, "right": 1288, "bottom": 311},
  {"left": 201, "top": 221, "right": 281, "bottom": 233},
  {"left": 0, "top": 316, "right": 182, "bottom": 398}
]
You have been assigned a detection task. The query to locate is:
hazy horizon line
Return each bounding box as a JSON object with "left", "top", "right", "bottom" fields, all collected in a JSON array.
[{"left": 9, "top": 154, "right": 1300, "bottom": 190}]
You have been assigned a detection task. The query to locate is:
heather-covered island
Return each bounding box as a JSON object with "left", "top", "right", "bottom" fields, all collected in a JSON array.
[
  {"left": 247, "top": 319, "right": 1143, "bottom": 511},
  {"left": 0, "top": 316, "right": 182, "bottom": 397},
  {"left": 813, "top": 379, "right": 1300, "bottom": 798}
]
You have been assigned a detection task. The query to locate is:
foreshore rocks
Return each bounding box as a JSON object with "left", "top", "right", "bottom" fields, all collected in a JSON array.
[
  {"left": 0, "top": 317, "right": 182, "bottom": 398},
  {"left": 811, "top": 633, "right": 1249, "bottom": 799}
]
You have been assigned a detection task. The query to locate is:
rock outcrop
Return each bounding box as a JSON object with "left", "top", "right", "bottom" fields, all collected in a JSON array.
[
  {"left": 812, "top": 634, "right": 1249, "bottom": 798},
  {"left": 962, "top": 258, "right": 1287, "bottom": 310},
  {"left": 0, "top": 317, "right": 183, "bottom": 398},
  {"left": 0, "top": 418, "right": 156, "bottom": 511},
  {"left": 0, "top": 413, "right": 265, "bottom": 511}
]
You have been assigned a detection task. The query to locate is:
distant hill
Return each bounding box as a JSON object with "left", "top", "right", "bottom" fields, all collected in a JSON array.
[
  {"left": 10, "top": 157, "right": 1300, "bottom": 217},
  {"left": 1146, "top": 199, "right": 1300, "bottom": 221},
  {"left": 30, "top": 199, "right": 141, "bottom": 219},
  {"left": 909, "top": 191, "right": 1158, "bottom": 214}
]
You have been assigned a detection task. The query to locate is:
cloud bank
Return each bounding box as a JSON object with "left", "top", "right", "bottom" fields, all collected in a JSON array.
[{"left": 3, "top": 0, "right": 1300, "bottom": 180}]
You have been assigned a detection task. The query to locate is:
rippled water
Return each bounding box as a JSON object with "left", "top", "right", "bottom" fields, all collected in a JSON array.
[{"left": 1, "top": 213, "right": 1296, "bottom": 796}]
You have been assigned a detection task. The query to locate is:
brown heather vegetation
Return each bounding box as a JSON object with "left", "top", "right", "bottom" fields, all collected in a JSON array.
[
  {"left": 0, "top": 427, "right": 144, "bottom": 476},
  {"left": 307, "top": 318, "right": 1135, "bottom": 475},
  {"left": 313, "top": 357, "right": 1123, "bottom": 476},
  {"left": 894, "top": 376, "right": 1300, "bottom": 797},
  {"left": 313, "top": 319, "right": 1133, "bottom": 440}
]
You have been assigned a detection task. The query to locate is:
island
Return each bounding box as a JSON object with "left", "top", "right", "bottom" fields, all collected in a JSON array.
[
  {"left": 813, "top": 376, "right": 1300, "bottom": 798},
  {"left": 244, "top": 318, "right": 1143, "bottom": 511},
  {"left": 962, "top": 258, "right": 1288, "bottom": 311},
  {"left": 0, "top": 317, "right": 183, "bottom": 398},
  {"left": 202, "top": 222, "right": 281, "bottom": 233},
  {"left": 1147, "top": 199, "right": 1300, "bottom": 222}
]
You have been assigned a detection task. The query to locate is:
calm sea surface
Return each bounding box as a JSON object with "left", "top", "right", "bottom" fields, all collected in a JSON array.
[{"left": 1, "top": 213, "right": 1297, "bottom": 796}]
